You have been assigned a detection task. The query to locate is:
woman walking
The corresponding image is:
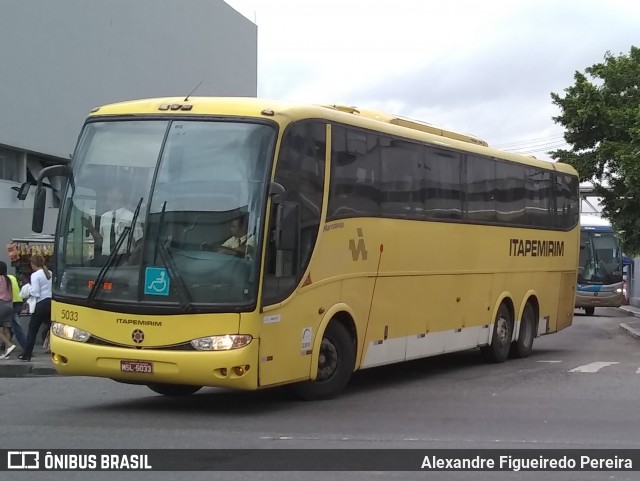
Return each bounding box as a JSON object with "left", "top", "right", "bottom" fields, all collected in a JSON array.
[
  {"left": 18, "top": 255, "right": 52, "bottom": 362},
  {"left": 8, "top": 271, "right": 28, "bottom": 349},
  {"left": 0, "top": 261, "right": 17, "bottom": 359}
]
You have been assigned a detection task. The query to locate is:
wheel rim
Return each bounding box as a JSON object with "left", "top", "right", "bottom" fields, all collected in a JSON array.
[
  {"left": 496, "top": 315, "right": 510, "bottom": 346},
  {"left": 317, "top": 337, "right": 339, "bottom": 382}
]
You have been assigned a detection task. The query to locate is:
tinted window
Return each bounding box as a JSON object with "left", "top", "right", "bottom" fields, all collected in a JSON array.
[
  {"left": 496, "top": 161, "right": 525, "bottom": 224},
  {"left": 328, "top": 126, "right": 380, "bottom": 220},
  {"left": 380, "top": 139, "right": 424, "bottom": 218},
  {"left": 466, "top": 155, "right": 496, "bottom": 223},
  {"left": 525, "top": 168, "right": 551, "bottom": 226},
  {"left": 325, "top": 123, "right": 578, "bottom": 231},
  {"left": 423, "top": 147, "right": 463, "bottom": 219},
  {"left": 555, "top": 174, "right": 579, "bottom": 229}
]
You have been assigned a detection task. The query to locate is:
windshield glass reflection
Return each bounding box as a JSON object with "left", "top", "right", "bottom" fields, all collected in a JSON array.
[{"left": 55, "top": 119, "right": 274, "bottom": 308}]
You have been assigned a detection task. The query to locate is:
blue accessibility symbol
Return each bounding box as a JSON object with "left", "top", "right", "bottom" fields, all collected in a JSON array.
[{"left": 144, "top": 267, "right": 170, "bottom": 296}]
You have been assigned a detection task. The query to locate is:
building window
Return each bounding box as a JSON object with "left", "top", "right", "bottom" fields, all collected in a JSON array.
[{"left": 0, "top": 147, "right": 22, "bottom": 182}]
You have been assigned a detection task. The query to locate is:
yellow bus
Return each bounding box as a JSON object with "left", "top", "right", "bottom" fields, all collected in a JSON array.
[{"left": 33, "top": 97, "right": 580, "bottom": 399}]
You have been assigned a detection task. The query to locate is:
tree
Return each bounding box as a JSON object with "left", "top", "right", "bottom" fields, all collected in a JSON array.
[{"left": 550, "top": 46, "right": 640, "bottom": 254}]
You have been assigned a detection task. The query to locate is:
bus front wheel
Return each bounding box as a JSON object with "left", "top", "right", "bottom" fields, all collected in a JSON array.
[
  {"left": 292, "top": 321, "right": 355, "bottom": 401},
  {"left": 584, "top": 306, "right": 595, "bottom": 316},
  {"left": 147, "top": 383, "right": 202, "bottom": 396},
  {"left": 481, "top": 303, "right": 513, "bottom": 363}
]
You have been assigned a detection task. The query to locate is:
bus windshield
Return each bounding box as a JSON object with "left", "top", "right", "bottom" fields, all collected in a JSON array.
[
  {"left": 578, "top": 229, "right": 623, "bottom": 285},
  {"left": 56, "top": 119, "right": 274, "bottom": 309}
]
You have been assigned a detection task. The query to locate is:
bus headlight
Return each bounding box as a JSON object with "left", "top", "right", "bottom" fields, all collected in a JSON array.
[
  {"left": 190, "top": 335, "right": 253, "bottom": 351},
  {"left": 51, "top": 322, "right": 91, "bottom": 342},
  {"left": 616, "top": 288, "right": 623, "bottom": 294}
]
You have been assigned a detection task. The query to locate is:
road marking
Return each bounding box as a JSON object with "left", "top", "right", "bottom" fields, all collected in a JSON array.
[
  {"left": 637, "top": 367, "right": 640, "bottom": 374},
  {"left": 569, "top": 362, "right": 619, "bottom": 373},
  {"left": 537, "top": 360, "right": 562, "bottom": 363}
]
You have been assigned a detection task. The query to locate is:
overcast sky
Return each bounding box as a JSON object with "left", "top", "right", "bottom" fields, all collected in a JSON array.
[{"left": 224, "top": 0, "right": 639, "bottom": 160}]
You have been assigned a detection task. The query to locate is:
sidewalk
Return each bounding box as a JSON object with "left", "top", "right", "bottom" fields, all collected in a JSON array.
[
  {"left": 0, "top": 344, "right": 58, "bottom": 378},
  {"left": 619, "top": 305, "right": 640, "bottom": 340}
]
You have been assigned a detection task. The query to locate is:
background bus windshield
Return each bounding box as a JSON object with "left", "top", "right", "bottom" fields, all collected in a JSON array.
[{"left": 578, "top": 229, "right": 623, "bottom": 285}]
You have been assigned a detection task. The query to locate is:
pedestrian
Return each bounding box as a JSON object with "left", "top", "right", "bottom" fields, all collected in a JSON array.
[
  {"left": 7, "top": 270, "right": 28, "bottom": 349},
  {"left": 18, "top": 255, "right": 52, "bottom": 362},
  {"left": 0, "top": 261, "right": 17, "bottom": 359}
]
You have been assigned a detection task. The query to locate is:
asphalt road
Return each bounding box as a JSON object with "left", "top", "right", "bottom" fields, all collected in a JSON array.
[{"left": 2, "top": 307, "right": 639, "bottom": 481}]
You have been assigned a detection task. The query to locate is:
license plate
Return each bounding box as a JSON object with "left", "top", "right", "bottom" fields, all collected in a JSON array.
[{"left": 120, "top": 360, "right": 153, "bottom": 374}]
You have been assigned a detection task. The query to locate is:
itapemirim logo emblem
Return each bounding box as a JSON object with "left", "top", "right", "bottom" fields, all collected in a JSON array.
[
  {"left": 349, "top": 228, "right": 368, "bottom": 261},
  {"left": 132, "top": 329, "right": 145, "bottom": 344}
]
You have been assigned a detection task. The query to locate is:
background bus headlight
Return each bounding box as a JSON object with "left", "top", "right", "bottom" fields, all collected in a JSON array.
[
  {"left": 51, "top": 322, "right": 91, "bottom": 342},
  {"left": 190, "top": 334, "right": 253, "bottom": 351}
]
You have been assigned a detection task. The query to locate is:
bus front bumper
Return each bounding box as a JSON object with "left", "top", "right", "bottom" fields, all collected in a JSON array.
[
  {"left": 50, "top": 336, "right": 259, "bottom": 390},
  {"left": 575, "top": 291, "right": 623, "bottom": 309}
]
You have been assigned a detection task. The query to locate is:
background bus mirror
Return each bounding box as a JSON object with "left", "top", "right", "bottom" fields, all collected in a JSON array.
[
  {"left": 32, "top": 186, "right": 47, "bottom": 233},
  {"left": 275, "top": 201, "right": 300, "bottom": 251},
  {"left": 11, "top": 182, "right": 31, "bottom": 200}
]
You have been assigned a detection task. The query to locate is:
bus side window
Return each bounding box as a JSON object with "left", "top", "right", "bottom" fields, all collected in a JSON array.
[{"left": 263, "top": 121, "right": 326, "bottom": 306}]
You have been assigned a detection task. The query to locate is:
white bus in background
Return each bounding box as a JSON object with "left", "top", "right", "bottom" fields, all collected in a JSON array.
[{"left": 576, "top": 214, "right": 624, "bottom": 315}]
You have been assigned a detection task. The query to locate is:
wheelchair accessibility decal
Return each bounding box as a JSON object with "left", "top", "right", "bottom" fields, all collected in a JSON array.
[{"left": 144, "top": 267, "right": 170, "bottom": 296}]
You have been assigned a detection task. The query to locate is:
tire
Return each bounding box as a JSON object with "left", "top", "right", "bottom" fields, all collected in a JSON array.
[
  {"left": 584, "top": 306, "right": 595, "bottom": 316},
  {"left": 147, "top": 383, "right": 202, "bottom": 396},
  {"left": 481, "top": 303, "right": 513, "bottom": 363},
  {"left": 510, "top": 302, "right": 535, "bottom": 359},
  {"left": 292, "top": 321, "right": 355, "bottom": 401}
]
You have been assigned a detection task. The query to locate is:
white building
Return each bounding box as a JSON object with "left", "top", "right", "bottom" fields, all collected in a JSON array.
[{"left": 0, "top": 0, "right": 256, "bottom": 266}]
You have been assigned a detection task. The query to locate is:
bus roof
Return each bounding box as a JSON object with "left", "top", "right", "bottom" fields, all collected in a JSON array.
[
  {"left": 580, "top": 213, "right": 614, "bottom": 231},
  {"left": 88, "top": 97, "right": 578, "bottom": 176},
  {"left": 322, "top": 105, "right": 488, "bottom": 147}
]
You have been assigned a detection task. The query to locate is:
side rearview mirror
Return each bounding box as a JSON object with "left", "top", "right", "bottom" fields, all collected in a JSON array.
[
  {"left": 32, "top": 186, "right": 47, "bottom": 233},
  {"left": 31, "top": 163, "right": 71, "bottom": 233}
]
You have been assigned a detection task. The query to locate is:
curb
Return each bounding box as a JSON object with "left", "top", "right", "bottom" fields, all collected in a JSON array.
[
  {"left": 619, "top": 305, "right": 640, "bottom": 319},
  {"left": 620, "top": 322, "right": 640, "bottom": 340},
  {"left": 0, "top": 363, "right": 59, "bottom": 378},
  {"left": 0, "top": 350, "right": 59, "bottom": 378}
]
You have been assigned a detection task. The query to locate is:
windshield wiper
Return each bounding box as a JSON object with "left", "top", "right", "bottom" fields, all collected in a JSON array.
[
  {"left": 87, "top": 224, "right": 131, "bottom": 303},
  {"left": 156, "top": 239, "right": 193, "bottom": 311},
  {"left": 126, "top": 197, "right": 144, "bottom": 253},
  {"left": 87, "top": 198, "right": 143, "bottom": 303}
]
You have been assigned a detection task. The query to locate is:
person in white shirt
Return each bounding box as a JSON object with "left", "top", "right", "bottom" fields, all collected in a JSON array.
[
  {"left": 202, "top": 216, "right": 255, "bottom": 259},
  {"left": 18, "top": 255, "right": 53, "bottom": 362},
  {"left": 82, "top": 186, "right": 143, "bottom": 259}
]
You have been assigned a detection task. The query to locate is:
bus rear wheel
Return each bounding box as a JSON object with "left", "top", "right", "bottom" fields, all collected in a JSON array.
[
  {"left": 147, "top": 383, "right": 202, "bottom": 396},
  {"left": 481, "top": 303, "right": 513, "bottom": 363},
  {"left": 511, "top": 302, "right": 535, "bottom": 359},
  {"left": 292, "top": 321, "right": 355, "bottom": 401},
  {"left": 584, "top": 306, "right": 595, "bottom": 316}
]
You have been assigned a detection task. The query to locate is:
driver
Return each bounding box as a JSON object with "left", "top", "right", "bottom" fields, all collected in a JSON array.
[{"left": 202, "top": 216, "right": 255, "bottom": 259}]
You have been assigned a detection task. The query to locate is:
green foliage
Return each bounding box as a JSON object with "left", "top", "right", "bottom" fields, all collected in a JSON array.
[{"left": 551, "top": 46, "right": 640, "bottom": 255}]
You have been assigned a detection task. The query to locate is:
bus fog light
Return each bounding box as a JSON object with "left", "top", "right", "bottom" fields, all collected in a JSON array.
[
  {"left": 51, "top": 322, "right": 90, "bottom": 342},
  {"left": 233, "top": 365, "right": 250, "bottom": 376},
  {"left": 190, "top": 334, "right": 253, "bottom": 351}
]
